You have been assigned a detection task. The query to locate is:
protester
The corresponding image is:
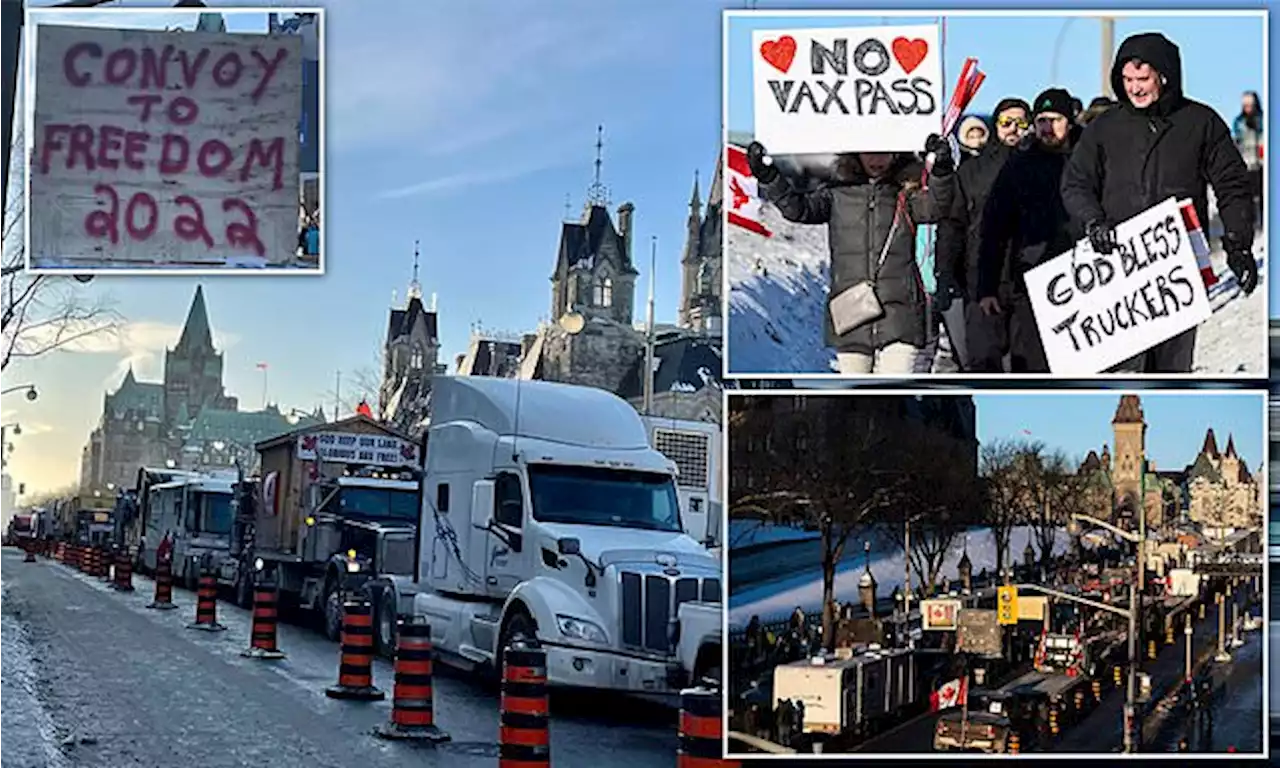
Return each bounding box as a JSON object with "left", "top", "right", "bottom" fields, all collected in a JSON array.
[
  {"left": 748, "top": 142, "right": 941, "bottom": 374},
  {"left": 956, "top": 115, "right": 989, "bottom": 162},
  {"left": 977, "top": 88, "right": 1079, "bottom": 373},
  {"left": 1233, "top": 90, "right": 1264, "bottom": 222},
  {"left": 1061, "top": 32, "right": 1258, "bottom": 374},
  {"left": 1078, "top": 96, "right": 1116, "bottom": 127},
  {"left": 929, "top": 97, "right": 1030, "bottom": 372}
]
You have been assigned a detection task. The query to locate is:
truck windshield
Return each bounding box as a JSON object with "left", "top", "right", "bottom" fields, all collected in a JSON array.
[
  {"left": 527, "top": 464, "right": 682, "bottom": 532},
  {"left": 200, "top": 494, "right": 234, "bottom": 535},
  {"left": 338, "top": 488, "right": 419, "bottom": 523}
]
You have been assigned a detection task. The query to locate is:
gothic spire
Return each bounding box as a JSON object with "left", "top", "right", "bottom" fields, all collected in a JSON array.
[
  {"left": 585, "top": 124, "right": 610, "bottom": 208},
  {"left": 408, "top": 241, "right": 422, "bottom": 300},
  {"left": 175, "top": 285, "right": 213, "bottom": 351},
  {"left": 689, "top": 170, "right": 701, "bottom": 212},
  {"left": 1225, "top": 434, "right": 1238, "bottom": 458},
  {"left": 1201, "top": 428, "right": 1220, "bottom": 458}
]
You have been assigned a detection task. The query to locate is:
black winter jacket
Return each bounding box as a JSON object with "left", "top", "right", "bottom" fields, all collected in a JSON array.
[
  {"left": 1061, "top": 33, "right": 1255, "bottom": 249},
  {"left": 762, "top": 158, "right": 937, "bottom": 355},
  {"left": 979, "top": 141, "right": 1076, "bottom": 298},
  {"left": 931, "top": 140, "right": 1015, "bottom": 300}
]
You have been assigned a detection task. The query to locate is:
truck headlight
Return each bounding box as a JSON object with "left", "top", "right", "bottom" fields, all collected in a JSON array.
[
  {"left": 556, "top": 615, "right": 607, "bottom": 644},
  {"left": 345, "top": 560, "right": 361, "bottom": 573}
]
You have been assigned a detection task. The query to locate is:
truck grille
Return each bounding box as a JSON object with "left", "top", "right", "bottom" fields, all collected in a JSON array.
[{"left": 619, "top": 571, "right": 721, "bottom": 653}]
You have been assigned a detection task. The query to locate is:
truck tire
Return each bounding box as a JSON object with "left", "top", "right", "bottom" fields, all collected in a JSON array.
[
  {"left": 375, "top": 588, "right": 398, "bottom": 658},
  {"left": 321, "top": 577, "right": 342, "bottom": 642},
  {"left": 497, "top": 608, "right": 537, "bottom": 673}
]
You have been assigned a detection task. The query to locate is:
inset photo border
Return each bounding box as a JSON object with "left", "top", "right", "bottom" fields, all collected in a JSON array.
[
  {"left": 721, "top": 387, "right": 1268, "bottom": 759},
  {"left": 22, "top": 5, "right": 325, "bottom": 274},
  {"left": 720, "top": 9, "right": 1269, "bottom": 381}
]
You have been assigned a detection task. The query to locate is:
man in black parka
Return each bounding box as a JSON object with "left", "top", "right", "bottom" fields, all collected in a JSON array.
[
  {"left": 931, "top": 97, "right": 1030, "bottom": 372},
  {"left": 1061, "top": 32, "right": 1258, "bottom": 373},
  {"left": 978, "top": 88, "right": 1080, "bottom": 373}
]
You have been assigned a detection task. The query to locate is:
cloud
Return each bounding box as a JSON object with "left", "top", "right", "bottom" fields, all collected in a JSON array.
[
  {"left": 96, "top": 321, "right": 240, "bottom": 386},
  {"left": 377, "top": 157, "right": 565, "bottom": 200}
]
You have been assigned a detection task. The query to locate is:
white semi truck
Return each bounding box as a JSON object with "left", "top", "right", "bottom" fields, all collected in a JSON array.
[
  {"left": 639, "top": 416, "right": 722, "bottom": 550},
  {"left": 373, "top": 377, "right": 723, "bottom": 693}
]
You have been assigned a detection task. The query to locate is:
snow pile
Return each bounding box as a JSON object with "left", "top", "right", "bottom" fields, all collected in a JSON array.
[
  {"left": 728, "top": 525, "right": 1070, "bottom": 627},
  {"left": 727, "top": 195, "right": 1266, "bottom": 375}
]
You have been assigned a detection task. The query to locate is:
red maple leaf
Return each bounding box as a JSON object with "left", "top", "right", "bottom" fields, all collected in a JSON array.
[
  {"left": 301, "top": 435, "right": 317, "bottom": 450},
  {"left": 729, "top": 177, "right": 750, "bottom": 211}
]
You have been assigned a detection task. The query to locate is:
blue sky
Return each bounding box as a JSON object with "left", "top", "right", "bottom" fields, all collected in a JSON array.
[
  {"left": 5, "top": 0, "right": 726, "bottom": 494},
  {"left": 975, "top": 392, "right": 1265, "bottom": 472}
]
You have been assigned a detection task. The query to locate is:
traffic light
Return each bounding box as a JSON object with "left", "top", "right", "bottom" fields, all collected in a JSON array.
[{"left": 997, "top": 586, "right": 1019, "bottom": 625}]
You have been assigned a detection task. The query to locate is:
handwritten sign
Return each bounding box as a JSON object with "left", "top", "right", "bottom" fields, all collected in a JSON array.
[
  {"left": 29, "top": 24, "right": 302, "bottom": 268},
  {"left": 296, "top": 432, "right": 420, "bottom": 468},
  {"left": 1024, "top": 197, "right": 1212, "bottom": 375},
  {"left": 750, "top": 24, "right": 942, "bottom": 154}
]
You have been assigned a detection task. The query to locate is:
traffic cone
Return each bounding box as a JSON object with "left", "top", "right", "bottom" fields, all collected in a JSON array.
[
  {"left": 1008, "top": 733, "right": 1020, "bottom": 754},
  {"left": 500, "top": 639, "right": 549, "bottom": 767},
  {"left": 1113, "top": 665, "right": 1122, "bottom": 687},
  {"left": 79, "top": 546, "right": 92, "bottom": 574},
  {"left": 187, "top": 572, "right": 226, "bottom": 632},
  {"left": 1049, "top": 707, "right": 1059, "bottom": 736},
  {"left": 98, "top": 547, "right": 112, "bottom": 581},
  {"left": 241, "top": 574, "right": 285, "bottom": 660},
  {"left": 113, "top": 550, "right": 134, "bottom": 592},
  {"left": 374, "top": 618, "right": 449, "bottom": 741},
  {"left": 678, "top": 686, "right": 737, "bottom": 767},
  {"left": 1165, "top": 624, "right": 1174, "bottom": 645},
  {"left": 1148, "top": 640, "right": 1157, "bottom": 660},
  {"left": 55, "top": 542, "right": 65, "bottom": 563},
  {"left": 325, "top": 596, "right": 384, "bottom": 700},
  {"left": 148, "top": 556, "right": 178, "bottom": 610},
  {"left": 1091, "top": 680, "right": 1102, "bottom": 702}
]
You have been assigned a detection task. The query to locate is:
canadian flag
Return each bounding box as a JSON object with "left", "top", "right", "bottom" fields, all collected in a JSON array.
[
  {"left": 1178, "top": 199, "right": 1217, "bottom": 289},
  {"left": 725, "top": 144, "right": 772, "bottom": 238},
  {"left": 930, "top": 677, "right": 969, "bottom": 711}
]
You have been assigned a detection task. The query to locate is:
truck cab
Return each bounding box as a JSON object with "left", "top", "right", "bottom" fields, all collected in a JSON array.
[
  {"left": 139, "top": 474, "right": 236, "bottom": 588},
  {"left": 410, "top": 377, "right": 722, "bottom": 693},
  {"left": 934, "top": 690, "right": 1027, "bottom": 753}
]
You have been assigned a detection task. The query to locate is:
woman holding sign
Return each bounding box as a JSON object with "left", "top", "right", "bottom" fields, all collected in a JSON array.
[{"left": 746, "top": 142, "right": 942, "bottom": 374}]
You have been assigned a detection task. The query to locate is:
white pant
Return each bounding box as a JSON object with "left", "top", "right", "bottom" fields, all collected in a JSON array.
[{"left": 836, "top": 343, "right": 922, "bottom": 374}]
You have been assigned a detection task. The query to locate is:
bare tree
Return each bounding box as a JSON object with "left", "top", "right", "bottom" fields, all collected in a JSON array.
[
  {"left": 319, "top": 357, "right": 385, "bottom": 420},
  {"left": 21, "top": 483, "right": 78, "bottom": 508},
  {"left": 980, "top": 438, "right": 1041, "bottom": 578},
  {"left": 1021, "top": 447, "right": 1076, "bottom": 567},
  {"left": 2, "top": 137, "right": 121, "bottom": 371},
  {"left": 729, "top": 396, "right": 920, "bottom": 649},
  {"left": 885, "top": 431, "right": 983, "bottom": 596}
]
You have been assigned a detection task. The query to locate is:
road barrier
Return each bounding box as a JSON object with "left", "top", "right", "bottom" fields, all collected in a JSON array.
[
  {"left": 79, "top": 546, "right": 92, "bottom": 575},
  {"left": 241, "top": 576, "right": 286, "bottom": 660},
  {"left": 679, "top": 686, "right": 737, "bottom": 768},
  {"left": 113, "top": 551, "right": 134, "bottom": 592},
  {"left": 55, "top": 542, "right": 65, "bottom": 563},
  {"left": 1091, "top": 680, "right": 1101, "bottom": 702},
  {"left": 374, "top": 618, "right": 449, "bottom": 742},
  {"left": 97, "top": 548, "right": 112, "bottom": 581},
  {"left": 149, "top": 557, "right": 177, "bottom": 610},
  {"left": 325, "top": 596, "right": 384, "bottom": 701},
  {"left": 499, "top": 639, "right": 550, "bottom": 768},
  {"left": 187, "top": 573, "right": 226, "bottom": 632}
]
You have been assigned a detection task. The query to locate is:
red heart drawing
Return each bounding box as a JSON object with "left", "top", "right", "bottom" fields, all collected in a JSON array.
[
  {"left": 760, "top": 35, "right": 797, "bottom": 74},
  {"left": 891, "top": 37, "right": 929, "bottom": 75}
]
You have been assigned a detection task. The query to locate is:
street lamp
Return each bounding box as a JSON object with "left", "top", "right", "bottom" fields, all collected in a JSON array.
[
  {"left": 1, "top": 422, "right": 19, "bottom": 470},
  {"left": 1067, "top": 479, "right": 1147, "bottom": 754},
  {"left": 1, "top": 384, "right": 37, "bottom": 402}
]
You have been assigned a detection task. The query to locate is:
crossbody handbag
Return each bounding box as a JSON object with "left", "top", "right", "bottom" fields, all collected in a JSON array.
[{"left": 829, "top": 192, "right": 910, "bottom": 337}]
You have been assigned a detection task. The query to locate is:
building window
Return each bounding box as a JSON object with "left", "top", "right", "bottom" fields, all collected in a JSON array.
[
  {"left": 593, "top": 277, "right": 614, "bottom": 307},
  {"left": 411, "top": 345, "right": 424, "bottom": 370}
]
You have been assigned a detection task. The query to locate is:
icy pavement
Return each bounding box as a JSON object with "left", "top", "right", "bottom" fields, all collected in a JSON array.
[
  {"left": 2, "top": 581, "right": 70, "bottom": 768},
  {"left": 727, "top": 197, "right": 1267, "bottom": 375},
  {"left": 727, "top": 524, "right": 1069, "bottom": 626},
  {"left": 0, "top": 548, "right": 674, "bottom": 768}
]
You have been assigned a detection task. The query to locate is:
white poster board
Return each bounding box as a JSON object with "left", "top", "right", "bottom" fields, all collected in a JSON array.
[
  {"left": 1024, "top": 197, "right": 1212, "bottom": 375},
  {"left": 297, "top": 432, "right": 420, "bottom": 467},
  {"left": 29, "top": 24, "right": 302, "bottom": 268},
  {"left": 750, "top": 24, "right": 942, "bottom": 155}
]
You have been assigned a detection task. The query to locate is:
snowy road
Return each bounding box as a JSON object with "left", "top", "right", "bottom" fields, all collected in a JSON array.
[{"left": 0, "top": 548, "right": 675, "bottom": 768}]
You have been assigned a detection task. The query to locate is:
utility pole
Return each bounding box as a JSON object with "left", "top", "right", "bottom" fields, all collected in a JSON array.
[
  {"left": 641, "top": 237, "right": 656, "bottom": 415},
  {"left": 1183, "top": 612, "right": 1193, "bottom": 683},
  {"left": 1100, "top": 17, "right": 1116, "bottom": 99},
  {"left": 334, "top": 370, "right": 341, "bottom": 419}
]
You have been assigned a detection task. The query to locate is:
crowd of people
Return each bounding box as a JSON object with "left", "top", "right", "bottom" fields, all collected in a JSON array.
[{"left": 747, "top": 32, "right": 1262, "bottom": 375}]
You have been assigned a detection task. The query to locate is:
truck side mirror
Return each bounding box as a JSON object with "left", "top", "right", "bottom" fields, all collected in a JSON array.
[
  {"left": 471, "top": 480, "right": 495, "bottom": 530},
  {"left": 557, "top": 537, "right": 581, "bottom": 556}
]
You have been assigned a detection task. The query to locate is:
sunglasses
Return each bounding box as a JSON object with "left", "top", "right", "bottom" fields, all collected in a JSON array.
[{"left": 997, "top": 116, "right": 1030, "bottom": 130}]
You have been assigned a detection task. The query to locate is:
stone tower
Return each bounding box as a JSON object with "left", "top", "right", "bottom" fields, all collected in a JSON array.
[
  {"left": 677, "top": 154, "right": 725, "bottom": 333},
  {"left": 1111, "top": 394, "right": 1146, "bottom": 519},
  {"left": 548, "top": 127, "right": 638, "bottom": 326},
  {"left": 1220, "top": 434, "right": 1241, "bottom": 488},
  {"left": 380, "top": 243, "right": 441, "bottom": 428},
  {"left": 162, "top": 285, "right": 235, "bottom": 428}
]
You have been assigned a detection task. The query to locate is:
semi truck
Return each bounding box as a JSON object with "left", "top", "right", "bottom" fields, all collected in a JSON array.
[
  {"left": 375, "top": 376, "right": 723, "bottom": 693},
  {"left": 137, "top": 473, "right": 237, "bottom": 589},
  {"left": 639, "top": 416, "right": 722, "bottom": 549},
  {"left": 237, "top": 417, "right": 422, "bottom": 639}
]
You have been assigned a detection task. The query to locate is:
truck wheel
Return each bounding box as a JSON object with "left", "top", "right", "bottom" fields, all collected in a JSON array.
[
  {"left": 322, "top": 579, "right": 342, "bottom": 642},
  {"left": 375, "top": 589, "right": 398, "bottom": 658},
  {"left": 497, "top": 609, "right": 537, "bottom": 671}
]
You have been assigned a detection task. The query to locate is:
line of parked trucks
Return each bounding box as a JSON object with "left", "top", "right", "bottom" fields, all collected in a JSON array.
[{"left": 20, "top": 377, "right": 725, "bottom": 696}]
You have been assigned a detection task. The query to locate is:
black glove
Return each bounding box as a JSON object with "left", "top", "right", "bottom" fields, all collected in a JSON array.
[
  {"left": 925, "top": 133, "right": 953, "bottom": 177},
  {"left": 746, "top": 141, "right": 778, "bottom": 184},
  {"left": 1225, "top": 241, "right": 1258, "bottom": 295},
  {"left": 1085, "top": 219, "right": 1117, "bottom": 255},
  {"left": 933, "top": 269, "right": 958, "bottom": 311}
]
